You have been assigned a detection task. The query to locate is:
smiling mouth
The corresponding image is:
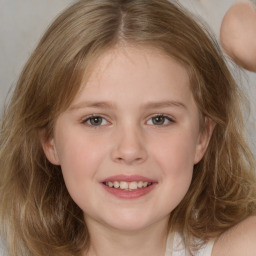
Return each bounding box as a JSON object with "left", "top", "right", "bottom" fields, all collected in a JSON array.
[{"left": 103, "top": 181, "right": 153, "bottom": 191}]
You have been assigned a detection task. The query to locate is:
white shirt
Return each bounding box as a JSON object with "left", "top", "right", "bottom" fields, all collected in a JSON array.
[{"left": 165, "top": 232, "right": 215, "bottom": 256}]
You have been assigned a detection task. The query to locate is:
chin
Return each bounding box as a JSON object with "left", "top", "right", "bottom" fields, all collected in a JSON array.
[{"left": 100, "top": 209, "right": 168, "bottom": 232}]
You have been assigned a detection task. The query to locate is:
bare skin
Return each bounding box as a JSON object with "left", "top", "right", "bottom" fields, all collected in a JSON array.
[
  {"left": 220, "top": 1, "right": 256, "bottom": 72},
  {"left": 212, "top": 216, "right": 256, "bottom": 256}
]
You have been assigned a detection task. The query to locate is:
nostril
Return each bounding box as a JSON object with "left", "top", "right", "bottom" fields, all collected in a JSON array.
[
  {"left": 110, "top": 138, "right": 148, "bottom": 164},
  {"left": 113, "top": 155, "right": 146, "bottom": 165}
]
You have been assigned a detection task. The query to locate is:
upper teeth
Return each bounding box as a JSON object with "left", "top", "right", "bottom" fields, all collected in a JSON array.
[{"left": 105, "top": 181, "right": 152, "bottom": 190}]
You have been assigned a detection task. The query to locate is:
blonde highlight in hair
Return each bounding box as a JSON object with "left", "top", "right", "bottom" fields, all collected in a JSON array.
[{"left": 1, "top": 0, "right": 256, "bottom": 255}]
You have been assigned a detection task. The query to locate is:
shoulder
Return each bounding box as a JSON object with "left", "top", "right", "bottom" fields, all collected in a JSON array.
[{"left": 212, "top": 216, "right": 256, "bottom": 256}]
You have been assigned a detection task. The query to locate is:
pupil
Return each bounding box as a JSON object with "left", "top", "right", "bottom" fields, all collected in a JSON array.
[
  {"left": 153, "top": 116, "right": 164, "bottom": 125},
  {"left": 91, "top": 117, "right": 102, "bottom": 125}
]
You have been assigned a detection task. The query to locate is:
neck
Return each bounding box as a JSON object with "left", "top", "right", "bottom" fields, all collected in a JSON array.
[{"left": 84, "top": 217, "right": 169, "bottom": 256}]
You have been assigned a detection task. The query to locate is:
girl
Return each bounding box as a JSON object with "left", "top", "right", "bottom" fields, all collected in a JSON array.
[{"left": 1, "top": 0, "right": 256, "bottom": 255}]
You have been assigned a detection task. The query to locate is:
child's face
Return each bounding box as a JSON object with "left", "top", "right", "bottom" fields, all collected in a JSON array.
[{"left": 43, "top": 45, "right": 211, "bottom": 232}]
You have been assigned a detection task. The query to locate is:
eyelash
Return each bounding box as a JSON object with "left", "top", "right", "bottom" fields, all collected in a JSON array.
[
  {"left": 81, "top": 115, "right": 109, "bottom": 128},
  {"left": 147, "top": 114, "right": 175, "bottom": 126},
  {"left": 81, "top": 114, "right": 175, "bottom": 128}
]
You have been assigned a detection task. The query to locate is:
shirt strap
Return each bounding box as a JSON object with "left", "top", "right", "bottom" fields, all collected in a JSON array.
[{"left": 200, "top": 239, "right": 215, "bottom": 256}]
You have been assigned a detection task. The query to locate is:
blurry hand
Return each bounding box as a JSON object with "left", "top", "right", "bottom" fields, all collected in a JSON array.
[{"left": 220, "top": 1, "right": 256, "bottom": 72}]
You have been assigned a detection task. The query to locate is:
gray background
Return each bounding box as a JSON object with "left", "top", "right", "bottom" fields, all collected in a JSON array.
[{"left": 0, "top": 0, "right": 255, "bottom": 151}]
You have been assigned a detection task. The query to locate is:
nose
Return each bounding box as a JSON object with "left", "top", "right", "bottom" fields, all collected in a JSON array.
[{"left": 110, "top": 124, "right": 148, "bottom": 165}]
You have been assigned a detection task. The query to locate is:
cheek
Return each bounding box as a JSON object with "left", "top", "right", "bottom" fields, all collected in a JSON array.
[
  {"left": 152, "top": 131, "right": 198, "bottom": 172},
  {"left": 56, "top": 129, "right": 105, "bottom": 171},
  {"left": 54, "top": 132, "right": 107, "bottom": 200},
  {"left": 150, "top": 132, "right": 196, "bottom": 203},
  {"left": 158, "top": 141, "right": 194, "bottom": 188}
]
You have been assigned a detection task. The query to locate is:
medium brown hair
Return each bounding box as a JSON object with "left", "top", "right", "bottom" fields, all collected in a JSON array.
[{"left": 1, "top": 0, "right": 256, "bottom": 255}]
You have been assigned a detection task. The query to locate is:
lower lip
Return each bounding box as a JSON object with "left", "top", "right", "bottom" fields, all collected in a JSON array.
[{"left": 101, "top": 183, "right": 156, "bottom": 199}]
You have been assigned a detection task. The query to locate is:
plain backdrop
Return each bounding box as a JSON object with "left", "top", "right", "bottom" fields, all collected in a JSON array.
[{"left": 0, "top": 0, "right": 255, "bottom": 157}]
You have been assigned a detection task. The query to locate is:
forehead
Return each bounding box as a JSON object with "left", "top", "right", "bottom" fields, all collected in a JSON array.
[{"left": 74, "top": 45, "right": 192, "bottom": 102}]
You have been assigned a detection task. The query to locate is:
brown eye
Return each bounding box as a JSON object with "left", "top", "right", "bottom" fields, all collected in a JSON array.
[
  {"left": 83, "top": 116, "right": 108, "bottom": 127},
  {"left": 147, "top": 115, "right": 174, "bottom": 126},
  {"left": 89, "top": 117, "right": 103, "bottom": 126},
  {"left": 152, "top": 116, "right": 166, "bottom": 125}
]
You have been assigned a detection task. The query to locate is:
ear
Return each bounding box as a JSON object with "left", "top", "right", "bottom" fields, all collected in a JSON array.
[
  {"left": 39, "top": 130, "right": 60, "bottom": 165},
  {"left": 194, "top": 118, "right": 216, "bottom": 164}
]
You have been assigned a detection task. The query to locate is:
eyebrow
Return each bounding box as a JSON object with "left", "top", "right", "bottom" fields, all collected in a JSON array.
[
  {"left": 143, "top": 101, "right": 187, "bottom": 110},
  {"left": 69, "top": 101, "right": 115, "bottom": 111},
  {"left": 69, "top": 100, "right": 187, "bottom": 111}
]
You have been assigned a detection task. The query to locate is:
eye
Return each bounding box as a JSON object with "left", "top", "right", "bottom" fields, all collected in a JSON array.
[
  {"left": 82, "top": 115, "right": 109, "bottom": 127},
  {"left": 147, "top": 115, "right": 174, "bottom": 126}
]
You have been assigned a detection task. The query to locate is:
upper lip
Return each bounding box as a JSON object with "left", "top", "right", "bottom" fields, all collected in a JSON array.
[{"left": 101, "top": 174, "right": 157, "bottom": 183}]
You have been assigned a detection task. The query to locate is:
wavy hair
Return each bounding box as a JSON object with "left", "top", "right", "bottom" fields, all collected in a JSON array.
[{"left": 1, "top": 0, "right": 256, "bottom": 255}]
